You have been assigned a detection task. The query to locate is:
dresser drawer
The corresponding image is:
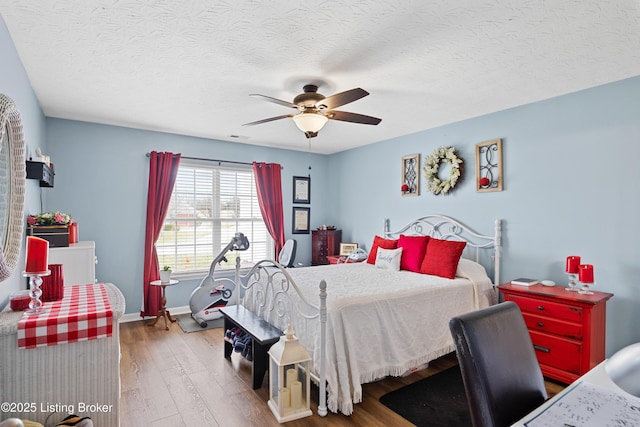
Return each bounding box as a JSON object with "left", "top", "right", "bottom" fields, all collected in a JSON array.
[
  {"left": 508, "top": 294, "right": 583, "bottom": 323},
  {"left": 529, "top": 331, "right": 582, "bottom": 375},
  {"left": 522, "top": 312, "right": 583, "bottom": 340}
]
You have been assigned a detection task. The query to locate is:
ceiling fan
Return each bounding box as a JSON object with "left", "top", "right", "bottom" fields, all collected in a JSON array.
[{"left": 243, "top": 84, "right": 382, "bottom": 138}]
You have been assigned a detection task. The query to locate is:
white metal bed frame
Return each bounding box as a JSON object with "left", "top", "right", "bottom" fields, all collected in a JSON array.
[
  {"left": 235, "top": 260, "right": 330, "bottom": 415},
  {"left": 383, "top": 215, "right": 502, "bottom": 286},
  {"left": 234, "top": 214, "right": 501, "bottom": 417}
]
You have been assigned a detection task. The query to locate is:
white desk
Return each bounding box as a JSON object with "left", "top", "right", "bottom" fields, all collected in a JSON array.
[{"left": 513, "top": 360, "right": 640, "bottom": 426}]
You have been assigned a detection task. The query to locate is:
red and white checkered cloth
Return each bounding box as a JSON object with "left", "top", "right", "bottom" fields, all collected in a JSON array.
[{"left": 17, "top": 283, "right": 113, "bottom": 349}]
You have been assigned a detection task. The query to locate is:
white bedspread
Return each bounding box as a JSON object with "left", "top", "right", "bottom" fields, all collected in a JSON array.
[{"left": 244, "top": 259, "right": 495, "bottom": 415}]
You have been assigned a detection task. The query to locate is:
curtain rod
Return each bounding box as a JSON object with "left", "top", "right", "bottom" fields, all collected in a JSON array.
[
  {"left": 146, "top": 153, "right": 283, "bottom": 169},
  {"left": 145, "top": 152, "right": 253, "bottom": 166}
]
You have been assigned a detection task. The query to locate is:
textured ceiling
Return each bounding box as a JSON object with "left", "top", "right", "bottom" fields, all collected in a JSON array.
[{"left": 1, "top": 1, "right": 639, "bottom": 154}]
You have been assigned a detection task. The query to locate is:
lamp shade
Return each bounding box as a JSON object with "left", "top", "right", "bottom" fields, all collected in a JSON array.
[{"left": 292, "top": 113, "right": 328, "bottom": 133}]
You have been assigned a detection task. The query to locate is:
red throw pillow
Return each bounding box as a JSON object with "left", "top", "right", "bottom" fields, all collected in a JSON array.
[
  {"left": 420, "top": 238, "right": 467, "bottom": 279},
  {"left": 397, "top": 234, "right": 430, "bottom": 272},
  {"left": 367, "top": 236, "right": 398, "bottom": 264}
]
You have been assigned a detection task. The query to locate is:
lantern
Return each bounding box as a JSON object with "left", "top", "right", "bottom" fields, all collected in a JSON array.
[{"left": 268, "top": 324, "right": 313, "bottom": 423}]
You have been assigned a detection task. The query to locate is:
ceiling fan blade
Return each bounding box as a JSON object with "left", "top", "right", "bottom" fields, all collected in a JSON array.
[
  {"left": 249, "top": 94, "right": 298, "bottom": 109},
  {"left": 327, "top": 110, "right": 382, "bottom": 125},
  {"left": 242, "top": 114, "right": 294, "bottom": 126},
  {"left": 316, "top": 88, "right": 369, "bottom": 110}
]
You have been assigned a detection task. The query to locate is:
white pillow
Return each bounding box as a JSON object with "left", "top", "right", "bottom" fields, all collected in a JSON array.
[{"left": 375, "top": 247, "right": 403, "bottom": 271}]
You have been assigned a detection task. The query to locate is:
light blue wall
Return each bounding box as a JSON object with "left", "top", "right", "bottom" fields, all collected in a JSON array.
[
  {"left": 0, "top": 17, "right": 47, "bottom": 306},
  {"left": 43, "top": 119, "right": 329, "bottom": 315},
  {"left": 1, "top": 13, "right": 638, "bottom": 357},
  {"left": 328, "top": 76, "right": 640, "bottom": 356}
]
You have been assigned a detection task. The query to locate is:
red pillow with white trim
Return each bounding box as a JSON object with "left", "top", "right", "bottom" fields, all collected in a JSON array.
[
  {"left": 397, "top": 234, "right": 430, "bottom": 272},
  {"left": 366, "top": 236, "right": 398, "bottom": 264},
  {"left": 420, "top": 238, "right": 467, "bottom": 279}
]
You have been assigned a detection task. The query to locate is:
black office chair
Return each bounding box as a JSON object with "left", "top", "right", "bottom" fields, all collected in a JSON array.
[{"left": 449, "top": 301, "right": 548, "bottom": 427}]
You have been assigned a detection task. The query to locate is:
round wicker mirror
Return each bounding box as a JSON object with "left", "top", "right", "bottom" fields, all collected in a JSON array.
[{"left": 0, "top": 94, "right": 26, "bottom": 281}]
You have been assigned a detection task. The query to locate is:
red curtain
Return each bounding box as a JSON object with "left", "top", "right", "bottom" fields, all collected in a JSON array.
[
  {"left": 253, "top": 162, "right": 286, "bottom": 260},
  {"left": 141, "top": 151, "right": 181, "bottom": 318}
]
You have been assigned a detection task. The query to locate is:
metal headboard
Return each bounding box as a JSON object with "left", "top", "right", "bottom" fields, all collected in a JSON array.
[{"left": 383, "top": 215, "right": 502, "bottom": 286}]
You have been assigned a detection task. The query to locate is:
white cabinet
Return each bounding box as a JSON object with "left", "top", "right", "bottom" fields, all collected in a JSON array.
[{"left": 49, "top": 241, "right": 97, "bottom": 285}]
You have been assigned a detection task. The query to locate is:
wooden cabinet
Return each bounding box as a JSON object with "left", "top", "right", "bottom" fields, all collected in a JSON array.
[
  {"left": 498, "top": 283, "right": 613, "bottom": 384},
  {"left": 311, "top": 229, "right": 342, "bottom": 266}
]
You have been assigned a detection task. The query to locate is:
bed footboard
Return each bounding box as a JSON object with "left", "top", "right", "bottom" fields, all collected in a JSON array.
[{"left": 234, "top": 259, "right": 328, "bottom": 417}]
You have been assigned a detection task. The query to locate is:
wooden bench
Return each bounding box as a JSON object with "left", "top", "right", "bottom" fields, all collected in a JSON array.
[{"left": 218, "top": 304, "right": 283, "bottom": 389}]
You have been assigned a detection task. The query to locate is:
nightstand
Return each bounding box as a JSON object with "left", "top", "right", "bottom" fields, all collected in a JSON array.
[{"left": 498, "top": 283, "right": 613, "bottom": 384}]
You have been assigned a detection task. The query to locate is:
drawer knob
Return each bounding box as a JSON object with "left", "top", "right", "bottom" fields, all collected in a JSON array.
[
  {"left": 537, "top": 322, "right": 544, "bottom": 327},
  {"left": 537, "top": 305, "right": 545, "bottom": 311}
]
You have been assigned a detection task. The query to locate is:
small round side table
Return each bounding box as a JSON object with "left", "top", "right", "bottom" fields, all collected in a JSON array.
[{"left": 149, "top": 279, "right": 179, "bottom": 330}]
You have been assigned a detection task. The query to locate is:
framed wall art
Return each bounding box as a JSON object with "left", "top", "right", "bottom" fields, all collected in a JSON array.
[
  {"left": 401, "top": 154, "right": 420, "bottom": 196},
  {"left": 475, "top": 138, "right": 503, "bottom": 192},
  {"left": 292, "top": 206, "right": 310, "bottom": 234},
  {"left": 293, "top": 176, "right": 310, "bottom": 204},
  {"left": 339, "top": 242, "right": 358, "bottom": 256}
]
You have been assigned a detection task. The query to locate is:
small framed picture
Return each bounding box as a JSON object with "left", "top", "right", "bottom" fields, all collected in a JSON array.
[
  {"left": 292, "top": 207, "right": 310, "bottom": 234},
  {"left": 293, "top": 176, "right": 310, "bottom": 204},
  {"left": 339, "top": 242, "right": 358, "bottom": 256}
]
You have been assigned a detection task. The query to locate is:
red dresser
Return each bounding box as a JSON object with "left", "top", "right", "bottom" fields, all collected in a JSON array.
[{"left": 498, "top": 283, "right": 613, "bottom": 384}]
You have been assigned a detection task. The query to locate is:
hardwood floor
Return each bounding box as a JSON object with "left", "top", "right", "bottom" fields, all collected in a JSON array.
[{"left": 120, "top": 318, "right": 565, "bottom": 427}]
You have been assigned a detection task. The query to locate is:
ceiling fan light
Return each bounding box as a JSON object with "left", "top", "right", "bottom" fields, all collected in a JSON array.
[{"left": 293, "top": 113, "right": 328, "bottom": 133}]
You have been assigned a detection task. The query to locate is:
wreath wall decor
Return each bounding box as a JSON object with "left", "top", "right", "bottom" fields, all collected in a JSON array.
[{"left": 423, "top": 146, "right": 463, "bottom": 195}]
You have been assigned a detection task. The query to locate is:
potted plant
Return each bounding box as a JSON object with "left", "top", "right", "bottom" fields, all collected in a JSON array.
[{"left": 159, "top": 265, "right": 172, "bottom": 283}]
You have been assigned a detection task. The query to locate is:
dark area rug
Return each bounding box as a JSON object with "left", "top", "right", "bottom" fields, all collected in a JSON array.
[{"left": 380, "top": 365, "right": 471, "bottom": 427}]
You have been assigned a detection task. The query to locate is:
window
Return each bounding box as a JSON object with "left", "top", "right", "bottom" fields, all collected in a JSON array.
[{"left": 157, "top": 159, "right": 273, "bottom": 277}]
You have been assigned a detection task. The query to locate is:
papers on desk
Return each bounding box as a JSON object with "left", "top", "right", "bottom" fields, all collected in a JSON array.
[{"left": 525, "top": 380, "right": 640, "bottom": 427}]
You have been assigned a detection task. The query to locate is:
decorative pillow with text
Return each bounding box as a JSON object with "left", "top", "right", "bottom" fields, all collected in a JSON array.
[
  {"left": 367, "top": 235, "right": 399, "bottom": 264},
  {"left": 375, "top": 247, "right": 403, "bottom": 271}
]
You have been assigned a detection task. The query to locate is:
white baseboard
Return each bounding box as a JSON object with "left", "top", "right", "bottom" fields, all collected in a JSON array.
[{"left": 120, "top": 305, "right": 192, "bottom": 323}]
